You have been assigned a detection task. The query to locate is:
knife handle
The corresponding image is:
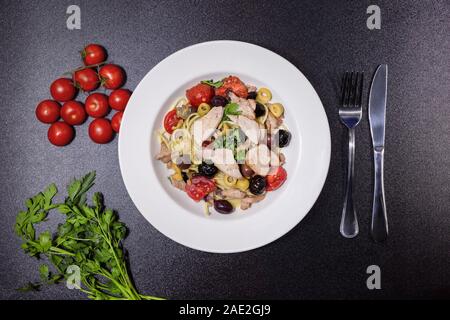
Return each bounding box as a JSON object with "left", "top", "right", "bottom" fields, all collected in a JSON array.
[{"left": 371, "top": 148, "right": 388, "bottom": 241}]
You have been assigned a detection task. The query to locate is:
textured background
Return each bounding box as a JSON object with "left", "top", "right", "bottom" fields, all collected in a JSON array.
[{"left": 0, "top": 0, "right": 449, "bottom": 300}]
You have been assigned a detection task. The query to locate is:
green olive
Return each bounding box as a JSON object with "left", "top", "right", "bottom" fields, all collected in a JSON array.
[
  {"left": 269, "top": 103, "right": 284, "bottom": 118},
  {"left": 223, "top": 175, "right": 237, "bottom": 187},
  {"left": 236, "top": 178, "right": 250, "bottom": 191},
  {"left": 198, "top": 103, "right": 211, "bottom": 116},
  {"left": 256, "top": 88, "right": 272, "bottom": 104}
]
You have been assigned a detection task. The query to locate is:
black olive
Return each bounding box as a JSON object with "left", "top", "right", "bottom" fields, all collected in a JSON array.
[
  {"left": 181, "top": 172, "right": 189, "bottom": 182},
  {"left": 198, "top": 162, "right": 218, "bottom": 177},
  {"left": 175, "top": 155, "right": 191, "bottom": 170},
  {"left": 211, "top": 95, "right": 229, "bottom": 107},
  {"left": 249, "top": 175, "right": 266, "bottom": 195},
  {"left": 247, "top": 91, "right": 257, "bottom": 100},
  {"left": 275, "top": 130, "right": 292, "bottom": 148},
  {"left": 177, "top": 162, "right": 191, "bottom": 170},
  {"left": 240, "top": 164, "right": 255, "bottom": 178},
  {"left": 214, "top": 200, "right": 234, "bottom": 214},
  {"left": 255, "top": 102, "right": 266, "bottom": 118}
]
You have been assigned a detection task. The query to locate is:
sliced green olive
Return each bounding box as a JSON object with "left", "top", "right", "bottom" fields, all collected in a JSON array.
[
  {"left": 236, "top": 178, "right": 250, "bottom": 191},
  {"left": 269, "top": 103, "right": 284, "bottom": 118},
  {"left": 223, "top": 175, "right": 237, "bottom": 187},
  {"left": 256, "top": 88, "right": 272, "bottom": 104},
  {"left": 198, "top": 103, "right": 211, "bottom": 116}
]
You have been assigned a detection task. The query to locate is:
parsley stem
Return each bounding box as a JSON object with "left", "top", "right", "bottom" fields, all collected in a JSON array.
[{"left": 49, "top": 246, "right": 75, "bottom": 256}]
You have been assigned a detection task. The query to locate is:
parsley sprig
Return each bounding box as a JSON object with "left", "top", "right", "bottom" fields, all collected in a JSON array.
[
  {"left": 222, "top": 102, "right": 241, "bottom": 121},
  {"left": 201, "top": 79, "right": 223, "bottom": 88},
  {"left": 14, "top": 172, "right": 162, "bottom": 300}
]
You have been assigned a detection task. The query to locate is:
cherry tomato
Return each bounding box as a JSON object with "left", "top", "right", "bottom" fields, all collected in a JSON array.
[
  {"left": 186, "top": 83, "right": 214, "bottom": 107},
  {"left": 73, "top": 68, "right": 99, "bottom": 92},
  {"left": 82, "top": 44, "right": 107, "bottom": 66},
  {"left": 109, "top": 89, "right": 131, "bottom": 111},
  {"left": 163, "top": 109, "right": 181, "bottom": 134},
  {"left": 61, "top": 101, "right": 87, "bottom": 126},
  {"left": 215, "top": 76, "right": 248, "bottom": 98},
  {"left": 98, "top": 64, "right": 126, "bottom": 90},
  {"left": 89, "top": 118, "right": 114, "bottom": 144},
  {"left": 47, "top": 122, "right": 74, "bottom": 146},
  {"left": 35, "top": 100, "right": 61, "bottom": 123},
  {"left": 265, "top": 166, "right": 287, "bottom": 191},
  {"left": 50, "top": 78, "right": 77, "bottom": 102},
  {"left": 111, "top": 111, "right": 123, "bottom": 133},
  {"left": 185, "top": 176, "right": 216, "bottom": 202},
  {"left": 85, "top": 93, "right": 110, "bottom": 118}
]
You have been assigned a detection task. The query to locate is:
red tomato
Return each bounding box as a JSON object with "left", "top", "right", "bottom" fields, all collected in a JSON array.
[
  {"left": 109, "top": 89, "right": 131, "bottom": 111},
  {"left": 98, "top": 64, "right": 125, "bottom": 89},
  {"left": 47, "top": 122, "right": 74, "bottom": 146},
  {"left": 215, "top": 76, "right": 248, "bottom": 98},
  {"left": 82, "top": 44, "right": 107, "bottom": 66},
  {"left": 266, "top": 167, "right": 287, "bottom": 191},
  {"left": 85, "top": 93, "right": 110, "bottom": 118},
  {"left": 89, "top": 118, "right": 114, "bottom": 144},
  {"left": 163, "top": 109, "right": 181, "bottom": 134},
  {"left": 50, "top": 78, "right": 77, "bottom": 102},
  {"left": 36, "top": 100, "right": 61, "bottom": 123},
  {"left": 185, "top": 176, "right": 216, "bottom": 202},
  {"left": 61, "top": 101, "right": 86, "bottom": 125},
  {"left": 73, "top": 68, "right": 99, "bottom": 92},
  {"left": 111, "top": 111, "right": 123, "bottom": 133},
  {"left": 186, "top": 83, "right": 214, "bottom": 107}
]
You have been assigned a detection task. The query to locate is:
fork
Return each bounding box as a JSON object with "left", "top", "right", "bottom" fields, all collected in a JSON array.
[{"left": 339, "top": 72, "right": 364, "bottom": 238}]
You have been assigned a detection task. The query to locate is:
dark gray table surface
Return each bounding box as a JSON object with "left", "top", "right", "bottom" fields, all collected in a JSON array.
[{"left": 1, "top": 0, "right": 449, "bottom": 300}]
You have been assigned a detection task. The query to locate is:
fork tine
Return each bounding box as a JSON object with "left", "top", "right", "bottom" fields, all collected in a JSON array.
[
  {"left": 340, "top": 72, "right": 348, "bottom": 106},
  {"left": 345, "top": 72, "right": 353, "bottom": 107},
  {"left": 351, "top": 72, "right": 359, "bottom": 107},
  {"left": 357, "top": 72, "right": 364, "bottom": 107}
]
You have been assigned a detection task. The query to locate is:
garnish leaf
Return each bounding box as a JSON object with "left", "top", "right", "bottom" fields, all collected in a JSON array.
[
  {"left": 201, "top": 79, "right": 223, "bottom": 88},
  {"left": 222, "top": 103, "right": 241, "bottom": 121},
  {"left": 17, "top": 282, "right": 41, "bottom": 292}
]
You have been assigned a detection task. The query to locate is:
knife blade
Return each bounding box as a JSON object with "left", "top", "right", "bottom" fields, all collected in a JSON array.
[
  {"left": 369, "top": 64, "right": 388, "bottom": 242},
  {"left": 369, "top": 64, "right": 387, "bottom": 148}
]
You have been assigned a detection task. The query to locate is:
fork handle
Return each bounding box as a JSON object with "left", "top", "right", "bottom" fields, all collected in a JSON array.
[
  {"left": 340, "top": 128, "right": 359, "bottom": 238},
  {"left": 371, "top": 149, "right": 388, "bottom": 241}
]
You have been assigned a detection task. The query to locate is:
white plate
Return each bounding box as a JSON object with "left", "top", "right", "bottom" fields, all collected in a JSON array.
[{"left": 119, "top": 41, "right": 330, "bottom": 253}]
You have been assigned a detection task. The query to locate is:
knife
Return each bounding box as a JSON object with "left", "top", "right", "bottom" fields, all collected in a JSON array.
[{"left": 368, "top": 64, "right": 388, "bottom": 242}]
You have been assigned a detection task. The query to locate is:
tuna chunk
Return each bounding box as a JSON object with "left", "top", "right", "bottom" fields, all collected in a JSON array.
[
  {"left": 228, "top": 115, "right": 260, "bottom": 144},
  {"left": 192, "top": 107, "right": 223, "bottom": 145},
  {"left": 228, "top": 92, "right": 255, "bottom": 120},
  {"left": 209, "top": 148, "right": 243, "bottom": 179},
  {"left": 155, "top": 142, "right": 171, "bottom": 163},
  {"left": 245, "top": 144, "right": 280, "bottom": 176}
]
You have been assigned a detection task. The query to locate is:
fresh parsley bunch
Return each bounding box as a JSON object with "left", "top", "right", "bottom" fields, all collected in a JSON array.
[{"left": 14, "top": 172, "right": 162, "bottom": 300}]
